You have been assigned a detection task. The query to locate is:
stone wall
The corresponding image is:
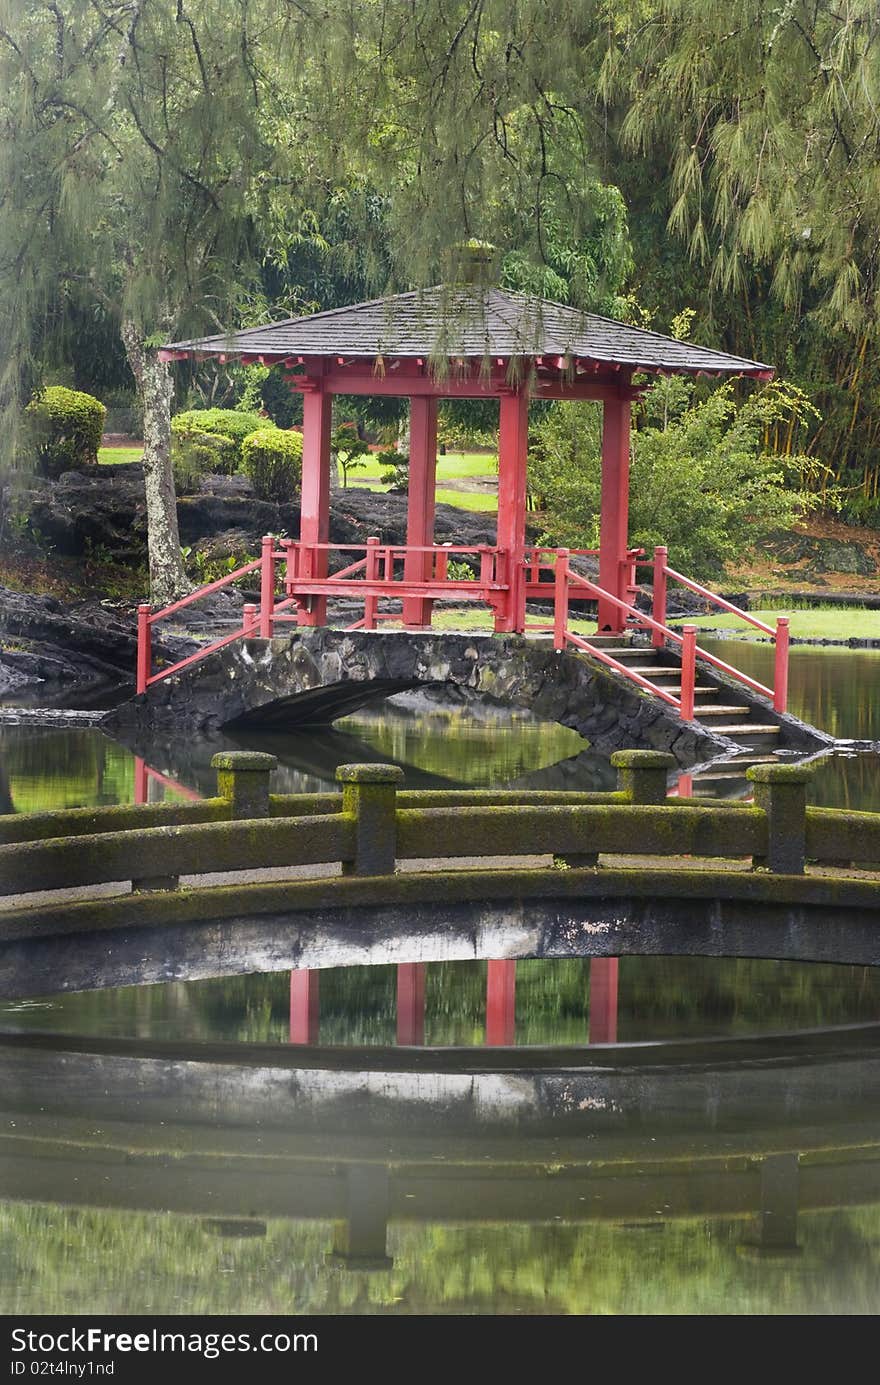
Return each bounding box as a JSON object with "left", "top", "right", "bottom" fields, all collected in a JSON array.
[{"left": 107, "top": 628, "right": 747, "bottom": 764}]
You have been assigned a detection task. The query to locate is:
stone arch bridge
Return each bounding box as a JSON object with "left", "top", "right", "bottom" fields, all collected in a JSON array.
[{"left": 106, "top": 628, "right": 831, "bottom": 766}]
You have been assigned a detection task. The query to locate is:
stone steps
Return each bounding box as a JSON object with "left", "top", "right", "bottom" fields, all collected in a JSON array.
[{"left": 579, "top": 636, "right": 781, "bottom": 749}]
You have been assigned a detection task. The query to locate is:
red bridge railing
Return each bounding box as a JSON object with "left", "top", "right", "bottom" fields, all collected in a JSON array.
[
  {"left": 136, "top": 535, "right": 789, "bottom": 717},
  {"left": 646, "top": 546, "right": 789, "bottom": 714},
  {"left": 549, "top": 548, "right": 789, "bottom": 718}
]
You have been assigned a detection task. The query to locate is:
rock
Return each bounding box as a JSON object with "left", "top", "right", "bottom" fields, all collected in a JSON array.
[
  {"left": 758, "top": 530, "right": 875, "bottom": 578},
  {"left": 15, "top": 465, "right": 499, "bottom": 568},
  {"left": 812, "top": 541, "right": 875, "bottom": 577},
  {"left": 0, "top": 586, "right": 198, "bottom": 698}
]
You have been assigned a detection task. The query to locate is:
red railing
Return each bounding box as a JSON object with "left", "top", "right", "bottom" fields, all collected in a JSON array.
[
  {"left": 647, "top": 545, "right": 789, "bottom": 713},
  {"left": 137, "top": 536, "right": 507, "bottom": 691},
  {"left": 135, "top": 535, "right": 789, "bottom": 719},
  {"left": 133, "top": 756, "right": 201, "bottom": 804},
  {"left": 549, "top": 549, "right": 702, "bottom": 718}
]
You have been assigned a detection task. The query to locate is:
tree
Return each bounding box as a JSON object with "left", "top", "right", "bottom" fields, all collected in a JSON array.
[
  {"left": 528, "top": 377, "right": 825, "bottom": 579},
  {"left": 330, "top": 423, "right": 371, "bottom": 488},
  {"left": 0, "top": 1, "right": 317, "bottom": 603}
]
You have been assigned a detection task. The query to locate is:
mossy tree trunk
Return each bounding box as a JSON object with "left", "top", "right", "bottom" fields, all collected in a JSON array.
[{"left": 121, "top": 320, "right": 189, "bottom": 607}]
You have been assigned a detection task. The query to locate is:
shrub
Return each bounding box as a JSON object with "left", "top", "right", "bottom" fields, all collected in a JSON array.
[
  {"left": 171, "top": 408, "right": 269, "bottom": 465},
  {"left": 172, "top": 430, "right": 238, "bottom": 493},
  {"left": 23, "top": 386, "right": 106, "bottom": 476},
  {"left": 528, "top": 379, "right": 824, "bottom": 580},
  {"left": 330, "top": 422, "right": 371, "bottom": 487},
  {"left": 377, "top": 447, "right": 409, "bottom": 492},
  {"left": 241, "top": 428, "right": 303, "bottom": 502}
]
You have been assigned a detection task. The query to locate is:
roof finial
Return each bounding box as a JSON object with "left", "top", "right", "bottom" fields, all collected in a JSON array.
[{"left": 447, "top": 239, "right": 497, "bottom": 289}]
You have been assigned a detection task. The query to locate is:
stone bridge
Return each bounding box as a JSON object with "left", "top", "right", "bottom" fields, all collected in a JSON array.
[
  {"left": 3, "top": 751, "right": 880, "bottom": 1000},
  {"left": 105, "top": 628, "right": 830, "bottom": 766}
]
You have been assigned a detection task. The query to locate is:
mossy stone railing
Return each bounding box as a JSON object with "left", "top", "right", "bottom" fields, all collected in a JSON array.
[{"left": 0, "top": 752, "right": 867, "bottom": 905}]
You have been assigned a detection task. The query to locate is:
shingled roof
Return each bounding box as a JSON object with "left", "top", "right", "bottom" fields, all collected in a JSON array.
[{"left": 164, "top": 286, "right": 773, "bottom": 379}]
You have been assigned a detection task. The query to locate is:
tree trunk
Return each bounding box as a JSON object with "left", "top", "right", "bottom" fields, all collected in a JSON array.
[{"left": 121, "top": 319, "right": 189, "bottom": 606}]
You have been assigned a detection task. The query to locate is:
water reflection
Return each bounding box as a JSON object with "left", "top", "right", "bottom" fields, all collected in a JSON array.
[
  {"left": 3, "top": 1024, "right": 880, "bottom": 1313},
  {"left": 2, "top": 640, "right": 879, "bottom": 811},
  {"left": 8, "top": 956, "right": 880, "bottom": 1047},
  {"left": 3, "top": 641, "right": 880, "bottom": 1314}
]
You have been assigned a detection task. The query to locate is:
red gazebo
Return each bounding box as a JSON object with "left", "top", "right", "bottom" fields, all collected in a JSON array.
[
  {"left": 144, "top": 287, "right": 790, "bottom": 717},
  {"left": 162, "top": 286, "right": 771, "bottom": 635}
]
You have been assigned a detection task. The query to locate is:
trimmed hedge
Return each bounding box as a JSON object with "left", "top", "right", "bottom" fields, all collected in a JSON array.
[
  {"left": 171, "top": 409, "right": 269, "bottom": 465},
  {"left": 24, "top": 386, "right": 106, "bottom": 476},
  {"left": 172, "top": 430, "right": 238, "bottom": 493},
  {"left": 241, "top": 428, "right": 303, "bottom": 502}
]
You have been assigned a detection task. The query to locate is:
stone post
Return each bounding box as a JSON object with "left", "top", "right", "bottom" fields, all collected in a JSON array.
[
  {"left": 611, "top": 749, "right": 675, "bottom": 804},
  {"left": 327, "top": 1165, "right": 393, "bottom": 1271},
  {"left": 211, "top": 750, "right": 278, "bottom": 819},
  {"left": 336, "top": 763, "right": 403, "bottom": 876},
  {"left": 746, "top": 762, "right": 814, "bottom": 874}
]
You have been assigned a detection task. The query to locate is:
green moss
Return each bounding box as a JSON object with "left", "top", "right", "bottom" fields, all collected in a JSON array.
[
  {"left": 210, "top": 752, "right": 278, "bottom": 773},
  {"left": 746, "top": 763, "right": 817, "bottom": 785},
  {"left": 336, "top": 764, "right": 405, "bottom": 784}
]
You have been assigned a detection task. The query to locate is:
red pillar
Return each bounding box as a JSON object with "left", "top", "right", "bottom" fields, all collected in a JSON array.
[
  {"left": 396, "top": 962, "right": 427, "bottom": 1045},
  {"left": 486, "top": 959, "right": 517, "bottom": 1045},
  {"left": 297, "top": 383, "right": 333, "bottom": 627},
  {"left": 403, "top": 397, "right": 438, "bottom": 627},
  {"left": 597, "top": 392, "right": 632, "bottom": 633},
  {"left": 290, "top": 969, "right": 320, "bottom": 1044},
  {"left": 589, "top": 957, "right": 619, "bottom": 1044},
  {"left": 494, "top": 389, "right": 530, "bottom": 634}
]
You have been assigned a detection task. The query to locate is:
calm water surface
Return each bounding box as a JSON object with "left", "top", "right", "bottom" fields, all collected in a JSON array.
[{"left": 2, "top": 640, "right": 880, "bottom": 1314}]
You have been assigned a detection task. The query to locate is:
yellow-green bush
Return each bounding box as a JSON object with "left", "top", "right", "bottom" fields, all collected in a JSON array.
[
  {"left": 24, "top": 386, "right": 106, "bottom": 476},
  {"left": 172, "top": 430, "right": 238, "bottom": 493},
  {"left": 171, "top": 409, "right": 267, "bottom": 466},
  {"left": 241, "top": 428, "right": 303, "bottom": 502}
]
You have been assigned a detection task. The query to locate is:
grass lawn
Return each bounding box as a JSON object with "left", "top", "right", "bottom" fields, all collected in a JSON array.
[
  {"left": 384, "top": 606, "right": 597, "bottom": 636},
  {"left": 672, "top": 607, "right": 880, "bottom": 641},
  {"left": 348, "top": 449, "right": 499, "bottom": 512},
  {"left": 348, "top": 450, "right": 494, "bottom": 482},
  {"left": 98, "top": 446, "right": 143, "bottom": 464}
]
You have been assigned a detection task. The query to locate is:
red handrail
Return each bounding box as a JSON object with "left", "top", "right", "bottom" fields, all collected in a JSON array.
[
  {"left": 650, "top": 546, "right": 789, "bottom": 712},
  {"left": 135, "top": 536, "right": 788, "bottom": 716},
  {"left": 552, "top": 549, "right": 700, "bottom": 718}
]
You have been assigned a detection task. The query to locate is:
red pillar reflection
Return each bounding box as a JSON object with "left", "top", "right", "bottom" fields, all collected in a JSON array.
[
  {"left": 486, "top": 960, "right": 517, "bottom": 1046},
  {"left": 396, "top": 963, "right": 427, "bottom": 1045},
  {"left": 290, "top": 969, "right": 320, "bottom": 1044},
  {"left": 589, "top": 958, "right": 619, "bottom": 1044},
  {"left": 134, "top": 756, "right": 149, "bottom": 805}
]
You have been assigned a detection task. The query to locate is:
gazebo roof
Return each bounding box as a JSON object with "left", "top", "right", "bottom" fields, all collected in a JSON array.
[{"left": 164, "top": 286, "right": 773, "bottom": 380}]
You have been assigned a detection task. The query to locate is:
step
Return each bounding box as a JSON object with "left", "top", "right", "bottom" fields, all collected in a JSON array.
[
  {"left": 710, "top": 724, "right": 781, "bottom": 737},
  {"left": 602, "top": 645, "right": 658, "bottom": 660},
  {"left": 619, "top": 664, "right": 683, "bottom": 678},
  {"left": 692, "top": 705, "right": 754, "bottom": 717}
]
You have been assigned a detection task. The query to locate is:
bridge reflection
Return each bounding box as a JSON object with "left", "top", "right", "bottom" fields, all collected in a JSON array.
[{"left": 3, "top": 1025, "right": 880, "bottom": 1270}]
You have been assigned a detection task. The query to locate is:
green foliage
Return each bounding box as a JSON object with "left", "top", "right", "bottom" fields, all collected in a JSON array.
[
  {"left": 241, "top": 428, "right": 303, "bottom": 502},
  {"left": 22, "top": 387, "right": 105, "bottom": 477},
  {"left": 172, "top": 432, "right": 238, "bottom": 493},
  {"left": 330, "top": 423, "right": 371, "bottom": 487},
  {"left": 171, "top": 410, "right": 269, "bottom": 466},
  {"left": 438, "top": 403, "right": 499, "bottom": 452},
  {"left": 183, "top": 546, "right": 258, "bottom": 586},
  {"left": 529, "top": 378, "right": 825, "bottom": 579},
  {"left": 259, "top": 370, "right": 302, "bottom": 430},
  {"left": 447, "top": 559, "right": 476, "bottom": 581},
  {"left": 377, "top": 448, "right": 409, "bottom": 492}
]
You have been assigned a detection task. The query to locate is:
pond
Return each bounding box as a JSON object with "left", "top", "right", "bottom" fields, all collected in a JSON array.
[{"left": 2, "top": 639, "right": 880, "bottom": 1315}]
